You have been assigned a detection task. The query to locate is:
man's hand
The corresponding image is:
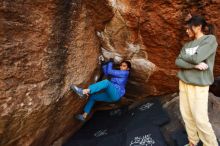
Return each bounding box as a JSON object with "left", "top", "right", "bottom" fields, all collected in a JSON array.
[{"left": 195, "top": 62, "right": 208, "bottom": 70}]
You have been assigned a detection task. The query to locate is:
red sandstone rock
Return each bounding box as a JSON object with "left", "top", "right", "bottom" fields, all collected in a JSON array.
[
  {"left": 0, "top": 0, "right": 112, "bottom": 146},
  {"left": 100, "top": 0, "right": 220, "bottom": 97}
]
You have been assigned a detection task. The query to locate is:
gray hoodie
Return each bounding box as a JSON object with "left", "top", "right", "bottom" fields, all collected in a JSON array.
[{"left": 175, "top": 35, "right": 218, "bottom": 86}]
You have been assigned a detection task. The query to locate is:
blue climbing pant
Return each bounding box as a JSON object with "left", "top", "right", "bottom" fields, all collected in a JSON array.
[{"left": 84, "top": 79, "right": 121, "bottom": 114}]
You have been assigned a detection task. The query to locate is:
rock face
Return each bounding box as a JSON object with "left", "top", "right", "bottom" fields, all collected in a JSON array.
[
  {"left": 99, "top": 0, "right": 220, "bottom": 97},
  {"left": 0, "top": 0, "right": 220, "bottom": 146},
  {"left": 0, "top": 0, "right": 112, "bottom": 146},
  {"left": 210, "top": 76, "right": 220, "bottom": 97}
]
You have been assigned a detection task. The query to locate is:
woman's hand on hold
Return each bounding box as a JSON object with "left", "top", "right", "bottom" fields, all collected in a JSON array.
[
  {"left": 195, "top": 62, "right": 208, "bottom": 70},
  {"left": 98, "top": 55, "right": 105, "bottom": 64}
]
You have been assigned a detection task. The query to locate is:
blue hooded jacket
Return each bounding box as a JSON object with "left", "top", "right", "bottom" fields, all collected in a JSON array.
[{"left": 102, "top": 61, "right": 129, "bottom": 97}]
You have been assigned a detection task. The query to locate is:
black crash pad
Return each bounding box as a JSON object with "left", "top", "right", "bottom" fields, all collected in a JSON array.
[
  {"left": 126, "top": 124, "right": 167, "bottom": 146},
  {"left": 125, "top": 99, "right": 170, "bottom": 129},
  {"left": 79, "top": 105, "right": 128, "bottom": 131},
  {"left": 64, "top": 124, "right": 167, "bottom": 146},
  {"left": 64, "top": 128, "right": 125, "bottom": 146},
  {"left": 63, "top": 100, "right": 169, "bottom": 146}
]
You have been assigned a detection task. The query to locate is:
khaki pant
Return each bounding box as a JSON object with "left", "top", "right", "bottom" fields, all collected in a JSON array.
[{"left": 179, "top": 80, "right": 218, "bottom": 146}]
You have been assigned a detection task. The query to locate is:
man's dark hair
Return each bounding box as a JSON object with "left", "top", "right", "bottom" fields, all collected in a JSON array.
[{"left": 187, "top": 15, "right": 215, "bottom": 35}]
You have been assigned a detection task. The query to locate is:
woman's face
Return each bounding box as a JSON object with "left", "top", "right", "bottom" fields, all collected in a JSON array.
[
  {"left": 186, "top": 25, "right": 202, "bottom": 38},
  {"left": 120, "top": 62, "right": 129, "bottom": 70}
]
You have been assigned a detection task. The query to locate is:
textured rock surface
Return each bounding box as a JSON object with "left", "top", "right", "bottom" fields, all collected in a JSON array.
[
  {"left": 210, "top": 76, "right": 220, "bottom": 97},
  {"left": 0, "top": 0, "right": 112, "bottom": 146},
  {"left": 1, "top": 0, "right": 220, "bottom": 146},
  {"left": 99, "top": 0, "right": 220, "bottom": 97}
]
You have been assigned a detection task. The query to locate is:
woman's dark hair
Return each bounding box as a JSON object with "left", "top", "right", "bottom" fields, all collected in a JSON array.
[
  {"left": 186, "top": 15, "right": 215, "bottom": 35},
  {"left": 122, "top": 61, "right": 131, "bottom": 70}
]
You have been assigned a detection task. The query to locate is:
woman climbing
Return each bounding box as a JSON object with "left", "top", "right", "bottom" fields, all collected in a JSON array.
[
  {"left": 175, "top": 15, "right": 218, "bottom": 146},
  {"left": 70, "top": 58, "right": 131, "bottom": 122}
]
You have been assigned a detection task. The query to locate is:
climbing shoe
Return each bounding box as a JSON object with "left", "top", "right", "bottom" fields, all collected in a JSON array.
[
  {"left": 70, "top": 84, "right": 86, "bottom": 99},
  {"left": 75, "top": 114, "right": 86, "bottom": 122}
]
